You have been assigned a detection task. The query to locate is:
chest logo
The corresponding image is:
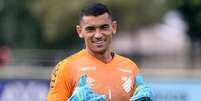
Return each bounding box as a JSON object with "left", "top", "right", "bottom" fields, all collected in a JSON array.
[
  {"left": 121, "top": 75, "right": 129, "bottom": 81},
  {"left": 118, "top": 67, "right": 131, "bottom": 74},
  {"left": 86, "top": 77, "right": 96, "bottom": 86},
  {"left": 78, "top": 66, "right": 96, "bottom": 71},
  {"left": 122, "top": 76, "right": 132, "bottom": 93}
]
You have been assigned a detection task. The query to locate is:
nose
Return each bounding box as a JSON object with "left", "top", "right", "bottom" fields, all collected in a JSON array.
[{"left": 94, "top": 28, "right": 103, "bottom": 38}]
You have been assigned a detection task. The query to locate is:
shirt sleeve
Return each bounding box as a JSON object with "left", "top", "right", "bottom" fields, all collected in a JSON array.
[
  {"left": 47, "top": 60, "right": 75, "bottom": 101},
  {"left": 126, "top": 58, "right": 140, "bottom": 96}
]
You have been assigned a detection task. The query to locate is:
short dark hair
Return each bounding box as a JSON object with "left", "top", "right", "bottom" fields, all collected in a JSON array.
[{"left": 79, "top": 3, "right": 112, "bottom": 21}]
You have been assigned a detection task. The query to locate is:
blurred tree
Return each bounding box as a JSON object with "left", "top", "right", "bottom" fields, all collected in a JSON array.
[
  {"left": 4, "top": 0, "right": 199, "bottom": 49},
  {"left": 0, "top": 0, "right": 43, "bottom": 48},
  {"left": 177, "top": 0, "right": 201, "bottom": 68},
  {"left": 177, "top": 0, "right": 201, "bottom": 43},
  {"left": 15, "top": 0, "right": 43, "bottom": 48},
  {"left": 26, "top": 0, "right": 85, "bottom": 48},
  {"left": 25, "top": 0, "right": 170, "bottom": 49}
]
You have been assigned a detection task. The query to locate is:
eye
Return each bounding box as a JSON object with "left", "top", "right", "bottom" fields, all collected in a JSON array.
[
  {"left": 85, "top": 26, "right": 96, "bottom": 32},
  {"left": 100, "top": 24, "right": 110, "bottom": 30}
]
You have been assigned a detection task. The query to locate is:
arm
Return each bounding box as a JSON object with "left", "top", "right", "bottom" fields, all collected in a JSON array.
[{"left": 47, "top": 61, "right": 74, "bottom": 101}]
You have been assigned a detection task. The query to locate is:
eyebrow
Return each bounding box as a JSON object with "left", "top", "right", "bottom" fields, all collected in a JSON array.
[
  {"left": 100, "top": 24, "right": 110, "bottom": 27},
  {"left": 83, "top": 24, "right": 110, "bottom": 29}
]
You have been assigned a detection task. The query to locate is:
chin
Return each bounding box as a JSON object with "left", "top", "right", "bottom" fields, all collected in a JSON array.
[{"left": 92, "top": 47, "right": 107, "bottom": 54}]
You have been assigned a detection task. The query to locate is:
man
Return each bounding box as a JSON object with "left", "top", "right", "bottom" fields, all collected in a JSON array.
[{"left": 47, "top": 3, "right": 152, "bottom": 101}]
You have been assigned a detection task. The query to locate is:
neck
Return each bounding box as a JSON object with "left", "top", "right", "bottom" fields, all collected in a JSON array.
[{"left": 86, "top": 48, "right": 112, "bottom": 63}]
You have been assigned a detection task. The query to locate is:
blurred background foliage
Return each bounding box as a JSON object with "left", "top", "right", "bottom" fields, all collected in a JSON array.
[{"left": 1, "top": 0, "right": 200, "bottom": 49}]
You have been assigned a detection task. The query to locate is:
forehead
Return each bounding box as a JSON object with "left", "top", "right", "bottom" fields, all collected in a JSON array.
[{"left": 80, "top": 13, "right": 112, "bottom": 26}]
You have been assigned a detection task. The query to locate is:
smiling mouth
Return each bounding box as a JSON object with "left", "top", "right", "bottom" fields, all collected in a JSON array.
[
  {"left": 93, "top": 40, "right": 105, "bottom": 46},
  {"left": 95, "top": 41, "right": 104, "bottom": 44}
]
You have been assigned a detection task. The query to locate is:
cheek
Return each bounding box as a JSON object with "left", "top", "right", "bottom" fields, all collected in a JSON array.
[
  {"left": 106, "top": 35, "right": 112, "bottom": 41},
  {"left": 84, "top": 36, "right": 93, "bottom": 44},
  {"left": 103, "top": 31, "right": 113, "bottom": 36},
  {"left": 107, "top": 35, "right": 113, "bottom": 46}
]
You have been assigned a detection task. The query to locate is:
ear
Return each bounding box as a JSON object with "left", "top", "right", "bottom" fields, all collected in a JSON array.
[
  {"left": 76, "top": 25, "right": 83, "bottom": 38},
  {"left": 112, "top": 21, "right": 117, "bottom": 34}
]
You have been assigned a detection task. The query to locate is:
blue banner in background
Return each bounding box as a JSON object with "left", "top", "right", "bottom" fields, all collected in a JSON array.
[
  {"left": 0, "top": 79, "right": 201, "bottom": 101},
  {"left": 148, "top": 80, "right": 201, "bottom": 101},
  {"left": 0, "top": 80, "right": 49, "bottom": 101}
]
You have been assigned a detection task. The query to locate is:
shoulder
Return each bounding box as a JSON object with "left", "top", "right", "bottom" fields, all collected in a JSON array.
[
  {"left": 115, "top": 53, "right": 140, "bottom": 75},
  {"left": 49, "top": 50, "right": 84, "bottom": 87},
  {"left": 52, "top": 50, "right": 85, "bottom": 75},
  {"left": 57, "top": 49, "right": 86, "bottom": 67},
  {"left": 115, "top": 54, "right": 138, "bottom": 66}
]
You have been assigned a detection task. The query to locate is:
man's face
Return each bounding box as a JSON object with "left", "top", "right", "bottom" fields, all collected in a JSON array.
[{"left": 77, "top": 13, "right": 117, "bottom": 54}]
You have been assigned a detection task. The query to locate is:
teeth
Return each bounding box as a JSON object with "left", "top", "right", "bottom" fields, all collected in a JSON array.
[
  {"left": 96, "top": 41, "right": 103, "bottom": 43},
  {"left": 94, "top": 41, "right": 104, "bottom": 44}
]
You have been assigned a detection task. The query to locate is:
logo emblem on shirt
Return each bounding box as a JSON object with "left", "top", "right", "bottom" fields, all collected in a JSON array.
[
  {"left": 121, "top": 75, "right": 129, "bottom": 81},
  {"left": 78, "top": 66, "right": 96, "bottom": 71},
  {"left": 122, "top": 76, "right": 132, "bottom": 93},
  {"left": 118, "top": 67, "right": 131, "bottom": 74},
  {"left": 86, "top": 77, "right": 96, "bottom": 86}
]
